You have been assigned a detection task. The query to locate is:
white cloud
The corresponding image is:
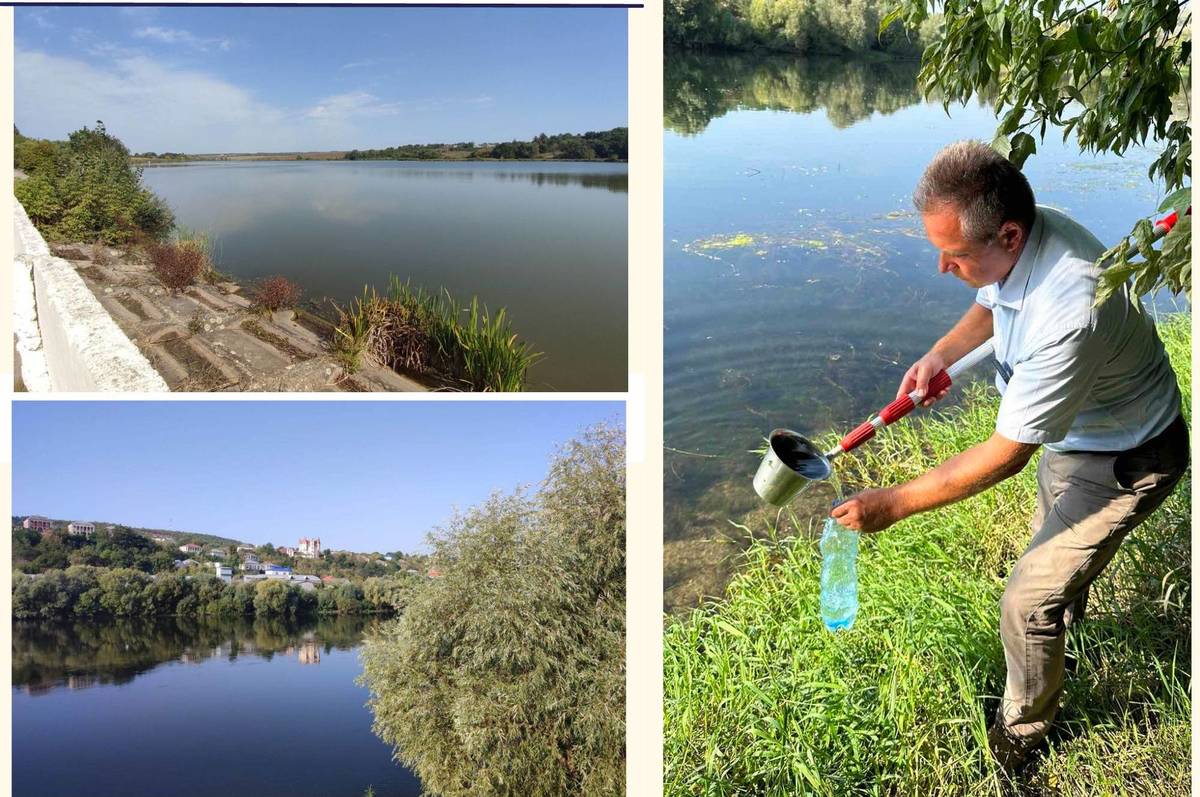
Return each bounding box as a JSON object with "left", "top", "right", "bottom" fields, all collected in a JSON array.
[
  {"left": 305, "top": 91, "right": 404, "bottom": 120},
  {"left": 26, "top": 10, "right": 54, "bottom": 30},
  {"left": 15, "top": 47, "right": 499, "bottom": 153},
  {"left": 15, "top": 48, "right": 322, "bottom": 152},
  {"left": 134, "top": 26, "right": 233, "bottom": 52}
]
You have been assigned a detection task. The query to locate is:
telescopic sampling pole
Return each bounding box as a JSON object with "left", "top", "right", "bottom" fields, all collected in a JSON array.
[{"left": 821, "top": 206, "right": 1189, "bottom": 463}]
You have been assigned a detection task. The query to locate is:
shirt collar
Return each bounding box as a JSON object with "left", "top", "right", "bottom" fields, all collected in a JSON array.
[{"left": 992, "top": 209, "right": 1043, "bottom": 310}]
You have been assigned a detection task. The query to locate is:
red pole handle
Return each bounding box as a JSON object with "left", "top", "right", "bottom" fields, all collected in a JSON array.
[
  {"left": 1154, "top": 206, "right": 1189, "bottom": 238},
  {"left": 880, "top": 370, "right": 953, "bottom": 423},
  {"left": 837, "top": 370, "right": 953, "bottom": 454}
]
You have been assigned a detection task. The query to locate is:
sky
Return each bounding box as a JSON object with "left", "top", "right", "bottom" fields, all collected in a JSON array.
[
  {"left": 13, "top": 401, "right": 623, "bottom": 554},
  {"left": 15, "top": 6, "right": 627, "bottom": 153}
]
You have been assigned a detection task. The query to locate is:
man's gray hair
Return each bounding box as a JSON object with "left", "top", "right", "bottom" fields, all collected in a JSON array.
[{"left": 913, "top": 140, "right": 1036, "bottom": 242}]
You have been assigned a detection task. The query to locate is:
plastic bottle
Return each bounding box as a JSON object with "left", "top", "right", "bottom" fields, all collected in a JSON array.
[{"left": 819, "top": 516, "right": 859, "bottom": 631}]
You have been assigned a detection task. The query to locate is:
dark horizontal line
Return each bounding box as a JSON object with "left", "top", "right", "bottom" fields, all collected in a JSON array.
[{"left": 5, "top": 2, "right": 643, "bottom": 7}]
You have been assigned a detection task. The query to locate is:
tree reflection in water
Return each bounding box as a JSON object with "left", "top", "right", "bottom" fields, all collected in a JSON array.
[
  {"left": 12, "top": 614, "right": 374, "bottom": 694},
  {"left": 665, "top": 52, "right": 922, "bottom": 136}
]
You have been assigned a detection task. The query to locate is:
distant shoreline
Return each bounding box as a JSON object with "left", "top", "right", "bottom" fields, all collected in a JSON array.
[{"left": 135, "top": 154, "right": 629, "bottom": 165}]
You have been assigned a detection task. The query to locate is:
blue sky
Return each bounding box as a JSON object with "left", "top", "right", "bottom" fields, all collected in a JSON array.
[
  {"left": 13, "top": 401, "right": 623, "bottom": 554},
  {"left": 15, "top": 6, "right": 627, "bottom": 153}
]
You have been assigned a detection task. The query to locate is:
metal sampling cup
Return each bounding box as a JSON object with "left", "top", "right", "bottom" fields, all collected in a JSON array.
[{"left": 753, "top": 428, "right": 833, "bottom": 506}]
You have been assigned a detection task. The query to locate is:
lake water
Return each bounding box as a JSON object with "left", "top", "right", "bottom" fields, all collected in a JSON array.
[
  {"left": 663, "top": 53, "right": 1178, "bottom": 611},
  {"left": 141, "top": 160, "right": 628, "bottom": 391},
  {"left": 12, "top": 615, "right": 421, "bottom": 797}
]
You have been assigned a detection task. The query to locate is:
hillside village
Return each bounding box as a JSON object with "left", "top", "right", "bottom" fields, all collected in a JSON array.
[{"left": 14, "top": 515, "right": 433, "bottom": 585}]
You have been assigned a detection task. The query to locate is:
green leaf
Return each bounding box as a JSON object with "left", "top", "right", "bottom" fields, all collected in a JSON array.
[
  {"left": 1157, "top": 186, "right": 1191, "bottom": 214},
  {"left": 1075, "top": 19, "right": 1099, "bottom": 52},
  {"left": 998, "top": 107, "right": 1025, "bottom": 136},
  {"left": 990, "top": 132, "right": 1013, "bottom": 159},
  {"left": 1008, "top": 132, "right": 1037, "bottom": 168},
  {"left": 879, "top": 7, "right": 904, "bottom": 36}
]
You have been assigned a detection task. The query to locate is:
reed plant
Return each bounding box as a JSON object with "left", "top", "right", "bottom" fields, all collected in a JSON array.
[
  {"left": 331, "top": 288, "right": 377, "bottom": 374},
  {"left": 664, "top": 314, "right": 1191, "bottom": 796},
  {"left": 332, "top": 276, "right": 541, "bottom": 391}
]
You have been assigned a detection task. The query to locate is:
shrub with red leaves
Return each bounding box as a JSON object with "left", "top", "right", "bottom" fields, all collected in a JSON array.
[
  {"left": 254, "top": 275, "right": 303, "bottom": 311},
  {"left": 147, "top": 241, "right": 207, "bottom": 292}
]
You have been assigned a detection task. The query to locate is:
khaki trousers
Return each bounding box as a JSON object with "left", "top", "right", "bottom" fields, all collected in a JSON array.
[{"left": 998, "top": 414, "right": 1189, "bottom": 745}]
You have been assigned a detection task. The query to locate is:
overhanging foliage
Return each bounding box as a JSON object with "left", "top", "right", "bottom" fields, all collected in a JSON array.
[{"left": 882, "top": 0, "right": 1191, "bottom": 302}]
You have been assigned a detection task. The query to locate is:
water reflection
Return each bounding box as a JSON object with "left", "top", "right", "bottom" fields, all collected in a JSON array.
[
  {"left": 13, "top": 614, "right": 370, "bottom": 694},
  {"left": 665, "top": 53, "right": 922, "bottom": 135}
]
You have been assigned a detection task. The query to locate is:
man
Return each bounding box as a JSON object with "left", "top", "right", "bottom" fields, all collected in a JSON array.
[{"left": 830, "top": 140, "right": 1188, "bottom": 770}]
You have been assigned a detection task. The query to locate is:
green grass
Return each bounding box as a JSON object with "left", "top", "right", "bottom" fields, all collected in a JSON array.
[{"left": 664, "top": 314, "right": 1190, "bottom": 796}]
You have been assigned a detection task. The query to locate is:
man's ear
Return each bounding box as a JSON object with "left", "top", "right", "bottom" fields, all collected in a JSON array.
[{"left": 998, "top": 220, "right": 1024, "bottom": 253}]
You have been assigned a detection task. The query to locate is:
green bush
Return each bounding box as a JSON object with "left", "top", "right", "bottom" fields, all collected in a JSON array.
[
  {"left": 360, "top": 424, "right": 626, "bottom": 797},
  {"left": 664, "top": 315, "right": 1191, "bottom": 795},
  {"left": 13, "top": 122, "right": 174, "bottom": 244}
]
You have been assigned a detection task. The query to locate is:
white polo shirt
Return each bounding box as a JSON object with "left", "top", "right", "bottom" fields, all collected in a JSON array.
[{"left": 975, "top": 206, "right": 1181, "bottom": 452}]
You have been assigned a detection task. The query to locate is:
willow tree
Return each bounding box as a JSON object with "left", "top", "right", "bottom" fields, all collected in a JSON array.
[
  {"left": 359, "top": 424, "right": 625, "bottom": 797},
  {"left": 882, "top": 0, "right": 1191, "bottom": 302}
]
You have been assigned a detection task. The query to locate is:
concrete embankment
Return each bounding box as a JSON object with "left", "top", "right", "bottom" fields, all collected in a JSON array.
[
  {"left": 12, "top": 197, "right": 425, "bottom": 392},
  {"left": 14, "top": 200, "right": 168, "bottom": 391}
]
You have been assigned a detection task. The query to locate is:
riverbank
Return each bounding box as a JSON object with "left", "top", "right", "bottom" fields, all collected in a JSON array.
[
  {"left": 665, "top": 313, "right": 1190, "bottom": 795},
  {"left": 50, "top": 240, "right": 425, "bottom": 392}
]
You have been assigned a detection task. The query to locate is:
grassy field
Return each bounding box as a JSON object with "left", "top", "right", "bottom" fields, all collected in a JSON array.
[{"left": 664, "top": 314, "right": 1190, "bottom": 796}]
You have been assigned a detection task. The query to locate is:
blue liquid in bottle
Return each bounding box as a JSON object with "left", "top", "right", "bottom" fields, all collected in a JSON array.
[{"left": 819, "top": 517, "right": 859, "bottom": 631}]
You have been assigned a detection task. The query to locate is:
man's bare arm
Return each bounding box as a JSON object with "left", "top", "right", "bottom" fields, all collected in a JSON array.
[
  {"left": 931, "top": 302, "right": 994, "bottom": 365},
  {"left": 832, "top": 432, "right": 1039, "bottom": 533},
  {"left": 898, "top": 302, "right": 994, "bottom": 403}
]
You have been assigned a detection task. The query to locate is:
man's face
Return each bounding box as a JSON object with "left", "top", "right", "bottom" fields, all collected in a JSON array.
[{"left": 921, "top": 204, "right": 1024, "bottom": 288}]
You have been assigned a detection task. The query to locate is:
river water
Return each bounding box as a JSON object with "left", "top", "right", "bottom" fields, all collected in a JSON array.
[
  {"left": 663, "top": 52, "right": 1176, "bottom": 612},
  {"left": 12, "top": 615, "right": 420, "bottom": 797},
  {"left": 141, "top": 159, "right": 628, "bottom": 392}
]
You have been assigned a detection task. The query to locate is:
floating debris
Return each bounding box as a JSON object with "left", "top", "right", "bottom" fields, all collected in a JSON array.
[{"left": 694, "top": 232, "right": 758, "bottom": 250}]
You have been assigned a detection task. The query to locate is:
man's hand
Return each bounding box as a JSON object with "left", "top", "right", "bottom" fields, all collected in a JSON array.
[
  {"left": 832, "top": 433, "right": 1039, "bottom": 535},
  {"left": 898, "top": 351, "right": 951, "bottom": 407},
  {"left": 831, "top": 487, "right": 904, "bottom": 533}
]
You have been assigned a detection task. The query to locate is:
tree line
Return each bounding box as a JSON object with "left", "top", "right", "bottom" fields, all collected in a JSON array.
[
  {"left": 345, "top": 127, "right": 628, "bottom": 162},
  {"left": 14, "top": 519, "right": 427, "bottom": 581},
  {"left": 11, "top": 565, "right": 419, "bottom": 621},
  {"left": 665, "top": 0, "right": 937, "bottom": 55}
]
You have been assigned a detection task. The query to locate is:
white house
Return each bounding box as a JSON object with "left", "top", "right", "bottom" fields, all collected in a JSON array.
[
  {"left": 208, "top": 548, "right": 228, "bottom": 559},
  {"left": 67, "top": 522, "right": 95, "bottom": 537},
  {"left": 265, "top": 564, "right": 293, "bottom": 579},
  {"left": 242, "top": 560, "right": 264, "bottom": 574},
  {"left": 298, "top": 537, "right": 322, "bottom": 559},
  {"left": 213, "top": 563, "right": 233, "bottom": 583},
  {"left": 179, "top": 543, "right": 202, "bottom": 554},
  {"left": 175, "top": 558, "right": 198, "bottom": 569}
]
